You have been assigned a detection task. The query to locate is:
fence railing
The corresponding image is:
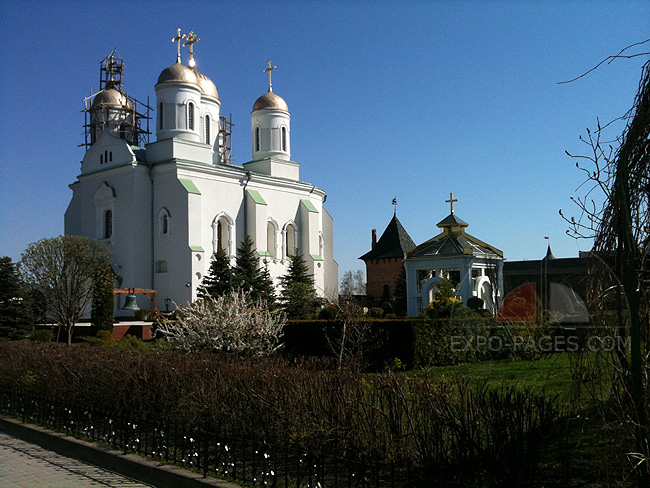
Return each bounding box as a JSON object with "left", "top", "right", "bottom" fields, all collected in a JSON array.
[{"left": 0, "top": 387, "right": 470, "bottom": 488}]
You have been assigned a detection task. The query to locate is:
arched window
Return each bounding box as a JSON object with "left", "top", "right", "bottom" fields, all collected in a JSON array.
[
  {"left": 104, "top": 210, "right": 113, "bottom": 238},
  {"left": 158, "top": 208, "right": 171, "bottom": 237},
  {"left": 159, "top": 102, "right": 164, "bottom": 129},
  {"left": 255, "top": 127, "right": 261, "bottom": 152},
  {"left": 281, "top": 127, "right": 287, "bottom": 152},
  {"left": 212, "top": 214, "right": 234, "bottom": 255},
  {"left": 188, "top": 102, "right": 195, "bottom": 131},
  {"left": 284, "top": 223, "right": 296, "bottom": 258},
  {"left": 109, "top": 151, "right": 112, "bottom": 162},
  {"left": 205, "top": 115, "right": 210, "bottom": 144},
  {"left": 100, "top": 154, "right": 103, "bottom": 164},
  {"left": 267, "top": 221, "right": 277, "bottom": 259}
]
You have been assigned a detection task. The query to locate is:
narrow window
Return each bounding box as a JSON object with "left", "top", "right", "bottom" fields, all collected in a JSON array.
[
  {"left": 267, "top": 222, "right": 276, "bottom": 259},
  {"left": 104, "top": 150, "right": 108, "bottom": 163},
  {"left": 109, "top": 151, "right": 112, "bottom": 162},
  {"left": 188, "top": 102, "right": 194, "bottom": 131},
  {"left": 281, "top": 127, "right": 286, "bottom": 152},
  {"left": 255, "top": 127, "right": 260, "bottom": 152},
  {"left": 100, "top": 154, "right": 103, "bottom": 164},
  {"left": 162, "top": 214, "right": 169, "bottom": 234},
  {"left": 286, "top": 224, "right": 295, "bottom": 258},
  {"left": 104, "top": 210, "right": 113, "bottom": 238},
  {"left": 217, "top": 220, "right": 224, "bottom": 252},
  {"left": 159, "top": 102, "right": 164, "bottom": 129},
  {"left": 205, "top": 115, "right": 210, "bottom": 144}
]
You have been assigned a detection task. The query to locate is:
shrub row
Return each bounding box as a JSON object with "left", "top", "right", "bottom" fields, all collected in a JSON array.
[
  {"left": 0, "top": 341, "right": 559, "bottom": 486},
  {"left": 283, "top": 317, "right": 544, "bottom": 369}
]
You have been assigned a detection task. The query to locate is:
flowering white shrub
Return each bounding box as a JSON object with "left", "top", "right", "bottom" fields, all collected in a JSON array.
[{"left": 157, "top": 291, "right": 285, "bottom": 355}]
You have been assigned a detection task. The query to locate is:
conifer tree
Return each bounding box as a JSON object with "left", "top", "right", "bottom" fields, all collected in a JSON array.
[
  {"left": 0, "top": 256, "right": 33, "bottom": 339},
  {"left": 198, "top": 247, "right": 233, "bottom": 299},
  {"left": 258, "top": 263, "right": 276, "bottom": 307},
  {"left": 233, "top": 235, "right": 264, "bottom": 298},
  {"left": 279, "top": 249, "right": 318, "bottom": 317}
]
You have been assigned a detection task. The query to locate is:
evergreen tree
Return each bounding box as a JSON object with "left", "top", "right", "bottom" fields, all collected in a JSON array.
[
  {"left": 279, "top": 249, "right": 318, "bottom": 317},
  {"left": 233, "top": 235, "right": 265, "bottom": 299},
  {"left": 258, "top": 263, "right": 276, "bottom": 307},
  {"left": 197, "top": 247, "right": 233, "bottom": 299},
  {"left": 91, "top": 260, "right": 114, "bottom": 335},
  {"left": 0, "top": 256, "right": 33, "bottom": 339}
]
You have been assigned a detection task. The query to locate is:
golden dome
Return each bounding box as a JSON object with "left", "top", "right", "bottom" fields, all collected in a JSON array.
[
  {"left": 252, "top": 90, "right": 289, "bottom": 113},
  {"left": 91, "top": 88, "right": 132, "bottom": 109},
  {"left": 193, "top": 68, "right": 219, "bottom": 99},
  {"left": 156, "top": 62, "right": 199, "bottom": 86}
]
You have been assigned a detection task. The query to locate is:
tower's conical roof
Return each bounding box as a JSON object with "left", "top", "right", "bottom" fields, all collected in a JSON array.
[{"left": 359, "top": 214, "right": 416, "bottom": 261}]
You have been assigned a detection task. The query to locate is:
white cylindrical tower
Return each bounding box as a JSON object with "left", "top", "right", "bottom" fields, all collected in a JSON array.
[
  {"left": 192, "top": 68, "right": 221, "bottom": 151},
  {"left": 251, "top": 90, "right": 290, "bottom": 161},
  {"left": 155, "top": 62, "right": 203, "bottom": 142}
]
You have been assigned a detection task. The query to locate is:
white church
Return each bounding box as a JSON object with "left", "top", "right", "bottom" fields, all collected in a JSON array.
[{"left": 65, "top": 33, "right": 338, "bottom": 312}]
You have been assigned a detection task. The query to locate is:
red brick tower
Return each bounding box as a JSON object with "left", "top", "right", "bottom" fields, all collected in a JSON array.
[{"left": 359, "top": 214, "right": 416, "bottom": 300}]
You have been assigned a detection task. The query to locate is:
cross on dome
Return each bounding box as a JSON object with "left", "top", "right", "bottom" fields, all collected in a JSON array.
[
  {"left": 445, "top": 192, "right": 458, "bottom": 214},
  {"left": 172, "top": 28, "right": 186, "bottom": 64},
  {"left": 264, "top": 61, "right": 277, "bottom": 92},
  {"left": 183, "top": 31, "right": 200, "bottom": 67}
]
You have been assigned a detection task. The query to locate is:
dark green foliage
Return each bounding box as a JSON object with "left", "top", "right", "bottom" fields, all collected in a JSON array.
[
  {"left": 91, "top": 261, "right": 114, "bottom": 334},
  {"left": 233, "top": 234, "right": 275, "bottom": 303},
  {"left": 197, "top": 247, "right": 233, "bottom": 299},
  {"left": 423, "top": 278, "right": 478, "bottom": 319},
  {"left": 393, "top": 265, "right": 407, "bottom": 316},
  {"left": 0, "top": 256, "right": 33, "bottom": 339},
  {"left": 258, "top": 264, "right": 276, "bottom": 307},
  {"left": 279, "top": 249, "right": 318, "bottom": 317}
]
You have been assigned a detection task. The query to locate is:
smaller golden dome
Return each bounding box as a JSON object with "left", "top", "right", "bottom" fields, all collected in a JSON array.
[
  {"left": 91, "top": 88, "right": 132, "bottom": 109},
  {"left": 193, "top": 68, "right": 219, "bottom": 99},
  {"left": 156, "top": 62, "right": 200, "bottom": 86},
  {"left": 252, "top": 90, "right": 289, "bottom": 113}
]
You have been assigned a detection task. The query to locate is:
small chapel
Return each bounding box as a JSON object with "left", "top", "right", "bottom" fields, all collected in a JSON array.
[
  {"left": 361, "top": 195, "right": 503, "bottom": 317},
  {"left": 404, "top": 194, "right": 503, "bottom": 316},
  {"left": 65, "top": 32, "right": 338, "bottom": 313}
]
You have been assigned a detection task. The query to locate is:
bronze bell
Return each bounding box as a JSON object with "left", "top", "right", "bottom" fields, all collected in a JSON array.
[{"left": 122, "top": 294, "right": 140, "bottom": 311}]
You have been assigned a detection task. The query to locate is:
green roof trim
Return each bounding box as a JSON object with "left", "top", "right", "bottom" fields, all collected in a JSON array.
[
  {"left": 189, "top": 246, "right": 204, "bottom": 252},
  {"left": 257, "top": 251, "right": 271, "bottom": 257},
  {"left": 179, "top": 178, "right": 201, "bottom": 195},
  {"left": 247, "top": 189, "right": 267, "bottom": 205},
  {"left": 301, "top": 199, "right": 318, "bottom": 213},
  {"left": 310, "top": 254, "right": 324, "bottom": 261}
]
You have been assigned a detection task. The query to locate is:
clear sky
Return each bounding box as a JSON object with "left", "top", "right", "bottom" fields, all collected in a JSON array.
[{"left": 0, "top": 0, "right": 648, "bottom": 280}]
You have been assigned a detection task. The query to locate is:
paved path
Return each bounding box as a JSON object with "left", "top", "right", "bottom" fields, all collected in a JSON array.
[{"left": 0, "top": 432, "right": 153, "bottom": 487}]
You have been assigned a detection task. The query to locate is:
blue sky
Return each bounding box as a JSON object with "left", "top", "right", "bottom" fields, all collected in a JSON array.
[{"left": 0, "top": 0, "right": 648, "bottom": 279}]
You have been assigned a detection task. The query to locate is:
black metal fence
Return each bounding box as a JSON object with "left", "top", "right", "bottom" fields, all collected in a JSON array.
[{"left": 0, "top": 386, "right": 468, "bottom": 488}]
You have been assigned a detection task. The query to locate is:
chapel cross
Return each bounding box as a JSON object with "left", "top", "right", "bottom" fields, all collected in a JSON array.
[
  {"left": 446, "top": 192, "right": 458, "bottom": 214},
  {"left": 264, "top": 61, "right": 277, "bottom": 91},
  {"left": 392, "top": 197, "right": 398, "bottom": 215},
  {"left": 172, "top": 28, "right": 186, "bottom": 64},
  {"left": 183, "top": 31, "right": 200, "bottom": 66}
]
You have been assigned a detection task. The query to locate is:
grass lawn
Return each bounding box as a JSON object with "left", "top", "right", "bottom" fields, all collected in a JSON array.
[{"left": 422, "top": 353, "right": 578, "bottom": 406}]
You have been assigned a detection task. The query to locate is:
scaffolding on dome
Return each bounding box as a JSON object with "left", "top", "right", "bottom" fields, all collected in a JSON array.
[
  {"left": 219, "top": 113, "right": 233, "bottom": 164},
  {"left": 80, "top": 50, "right": 151, "bottom": 149}
]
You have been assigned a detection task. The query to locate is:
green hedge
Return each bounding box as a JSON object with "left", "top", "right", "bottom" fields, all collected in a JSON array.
[{"left": 283, "top": 317, "right": 540, "bottom": 369}]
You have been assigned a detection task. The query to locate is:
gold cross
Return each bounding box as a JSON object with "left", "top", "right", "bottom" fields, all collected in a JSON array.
[
  {"left": 264, "top": 61, "right": 277, "bottom": 92},
  {"left": 172, "top": 28, "right": 186, "bottom": 64},
  {"left": 183, "top": 31, "right": 200, "bottom": 66},
  {"left": 445, "top": 192, "right": 458, "bottom": 213}
]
